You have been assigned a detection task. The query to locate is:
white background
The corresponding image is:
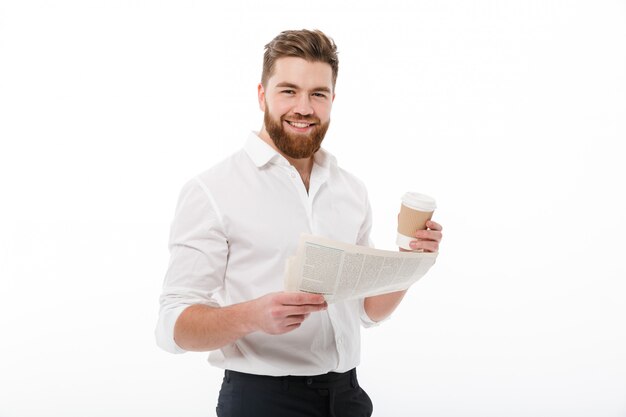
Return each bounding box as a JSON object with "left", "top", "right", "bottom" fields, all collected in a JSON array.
[{"left": 1, "top": 1, "right": 625, "bottom": 416}]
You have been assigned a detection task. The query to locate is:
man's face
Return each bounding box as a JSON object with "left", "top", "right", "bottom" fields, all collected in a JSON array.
[{"left": 258, "top": 57, "right": 335, "bottom": 159}]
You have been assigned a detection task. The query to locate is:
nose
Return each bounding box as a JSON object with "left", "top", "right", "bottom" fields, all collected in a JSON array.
[{"left": 293, "top": 94, "right": 314, "bottom": 116}]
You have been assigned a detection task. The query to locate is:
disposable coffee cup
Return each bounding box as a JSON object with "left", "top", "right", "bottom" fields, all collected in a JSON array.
[{"left": 396, "top": 192, "right": 437, "bottom": 250}]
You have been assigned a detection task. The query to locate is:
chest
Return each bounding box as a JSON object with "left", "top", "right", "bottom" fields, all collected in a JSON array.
[{"left": 219, "top": 171, "right": 366, "bottom": 255}]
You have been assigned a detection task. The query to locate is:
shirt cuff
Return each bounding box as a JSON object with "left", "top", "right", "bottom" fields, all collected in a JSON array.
[{"left": 155, "top": 305, "right": 189, "bottom": 354}]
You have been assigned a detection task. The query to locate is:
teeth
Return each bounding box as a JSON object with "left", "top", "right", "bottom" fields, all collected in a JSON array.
[{"left": 288, "top": 121, "right": 311, "bottom": 128}]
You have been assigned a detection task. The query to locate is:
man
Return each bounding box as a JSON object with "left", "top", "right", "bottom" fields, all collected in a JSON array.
[{"left": 156, "top": 29, "right": 443, "bottom": 417}]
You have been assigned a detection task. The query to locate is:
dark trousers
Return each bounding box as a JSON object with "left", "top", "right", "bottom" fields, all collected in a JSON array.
[{"left": 216, "top": 368, "right": 373, "bottom": 417}]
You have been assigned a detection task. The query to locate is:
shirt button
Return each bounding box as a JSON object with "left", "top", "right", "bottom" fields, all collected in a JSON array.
[{"left": 306, "top": 378, "right": 313, "bottom": 385}]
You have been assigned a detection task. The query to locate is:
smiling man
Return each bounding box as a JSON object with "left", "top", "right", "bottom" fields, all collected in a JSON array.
[
  {"left": 260, "top": 58, "right": 332, "bottom": 161},
  {"left": 156, "top": 29, "right": 443, "bottom": 417}
]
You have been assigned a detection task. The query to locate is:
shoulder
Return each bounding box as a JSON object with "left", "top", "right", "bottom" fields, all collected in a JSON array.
[
  {"left": 191, "top": 149, "right": 251, "bottom": 190},
  {"left": 173, "top": 149, "right": 249, "bottom": 205}
]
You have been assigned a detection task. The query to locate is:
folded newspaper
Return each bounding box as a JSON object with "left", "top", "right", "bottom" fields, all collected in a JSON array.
[{"left": 284, "top": 234, "right": 438, "bottom": 303}]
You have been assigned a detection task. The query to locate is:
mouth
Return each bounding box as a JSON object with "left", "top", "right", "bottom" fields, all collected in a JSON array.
[{"left": 284, "top": 120, "right": 316, "bottom": 132}]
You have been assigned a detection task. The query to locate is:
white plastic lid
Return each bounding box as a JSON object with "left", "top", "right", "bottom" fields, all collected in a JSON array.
[{"left": 401, "top": 192, "right": 437, "bottom": 212}]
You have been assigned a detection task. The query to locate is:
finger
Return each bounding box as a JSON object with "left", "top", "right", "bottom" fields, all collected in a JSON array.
[
  {"left": 426, "top": 220, "right": 442, "bottom": 231},
  {"left": 281, "top": 303, "right": 328, "bottom": 317},
  {"left": 279, "top": 292, "right": 326, "bottom": 306},
  {"left": 282, "top": 322, "right": 302, "bottom": 333},
  {"left": 284, "top": 315, "right": 307, "bottom": 327},
  {"left": 414, "top": 230, "right": 442, "bottom": 242},
  {"left": 409, "top": 240, "right": 439, "bottom": 252}
]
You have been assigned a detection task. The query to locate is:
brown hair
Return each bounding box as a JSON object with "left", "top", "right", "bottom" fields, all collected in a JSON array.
[{"left": 261, "top": 29, "right": 339, "bottom": 89}]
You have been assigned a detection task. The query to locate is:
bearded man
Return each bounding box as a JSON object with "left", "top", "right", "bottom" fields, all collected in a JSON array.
[{"left": 156, "top": 29, "right": 443, "bottom": 417}]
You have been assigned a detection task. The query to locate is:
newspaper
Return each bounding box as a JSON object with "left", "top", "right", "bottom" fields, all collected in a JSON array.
[{"left": 284, "top": 234, "right": 438, "bottom": 303}]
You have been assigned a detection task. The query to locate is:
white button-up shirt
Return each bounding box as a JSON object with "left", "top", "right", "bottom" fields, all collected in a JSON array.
[{"left": 156, "top": 132, "right": 377, "bottom": 376}]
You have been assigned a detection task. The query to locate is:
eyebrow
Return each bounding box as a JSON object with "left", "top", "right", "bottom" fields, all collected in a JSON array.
[{"left": 275, "top": 82, "right": 332, "bottom": 94}]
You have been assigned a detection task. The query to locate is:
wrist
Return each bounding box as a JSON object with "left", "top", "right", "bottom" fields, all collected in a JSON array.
[{"left": 232, "top": 299, "right": 260, "bottom": 335}]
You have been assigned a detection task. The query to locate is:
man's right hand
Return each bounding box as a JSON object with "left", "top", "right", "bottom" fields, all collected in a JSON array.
[
  {"left": 174, "top": 292, "right": 328, "bottom": 351},
  {"left": 249, "top": 292, "right": 328, "bottom": 335}
]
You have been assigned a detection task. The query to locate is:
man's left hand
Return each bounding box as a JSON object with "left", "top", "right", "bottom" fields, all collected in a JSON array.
[{"left": 407, "top": 220, "right": 443, "bottom": 253}]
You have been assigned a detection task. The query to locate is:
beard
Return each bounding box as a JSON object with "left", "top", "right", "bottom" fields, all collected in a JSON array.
[{"left": 264, "top": 108, "right": 330, "bottom": 159}]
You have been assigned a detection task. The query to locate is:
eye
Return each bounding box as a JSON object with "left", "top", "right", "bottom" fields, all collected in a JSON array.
[
  {"left": 281, "top": 90, "right": 295, "bottom": 95},
  {"left": 312, "top": 92, "right": 328, "bottom": 99}
]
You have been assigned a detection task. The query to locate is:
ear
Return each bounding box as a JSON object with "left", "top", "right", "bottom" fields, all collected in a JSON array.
[{"left": 258, "top": 83, "right": 266, "bottom": 112}]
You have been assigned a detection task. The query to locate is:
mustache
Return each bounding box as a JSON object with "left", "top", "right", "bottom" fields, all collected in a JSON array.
[{"left": 282, "top": 114, "right": 321, "bottom": 124}]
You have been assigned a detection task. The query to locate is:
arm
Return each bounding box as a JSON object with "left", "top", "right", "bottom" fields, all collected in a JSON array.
[
  {"left": 363, "top": 220, "right": 443, "bottom": 322},
  {"left": 364, "top": 290, "right": 409, "bottom": 323},
  {"left": 157, "top": 180, "right": 328, "bottom": 353},
  {"left": 174, "top": 292, "right": 327, "bottom": 352}
]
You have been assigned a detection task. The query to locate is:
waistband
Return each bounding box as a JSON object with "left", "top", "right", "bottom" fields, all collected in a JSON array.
[{"left": 224, "top": 368, "right": 359, "bottom": 389}]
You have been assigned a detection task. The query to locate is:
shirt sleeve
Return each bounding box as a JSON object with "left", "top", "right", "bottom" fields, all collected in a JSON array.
[
  {"left": 155, "top": 177, "right": 228, "bottom": 354},
  {"left": 359, "top": 297, "right": 386, "bottom": 328}
]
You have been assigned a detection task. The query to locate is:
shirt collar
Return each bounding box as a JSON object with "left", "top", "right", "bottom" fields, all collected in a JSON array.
[
  {"left": 244, "top": 131, "right": 337, "bottom": 171},
  {"left": 313, "top": 146, "right": 337, "bottom": 171},
  {"left": 244, "top": 132, "right": 284, "bottom": 167}
]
